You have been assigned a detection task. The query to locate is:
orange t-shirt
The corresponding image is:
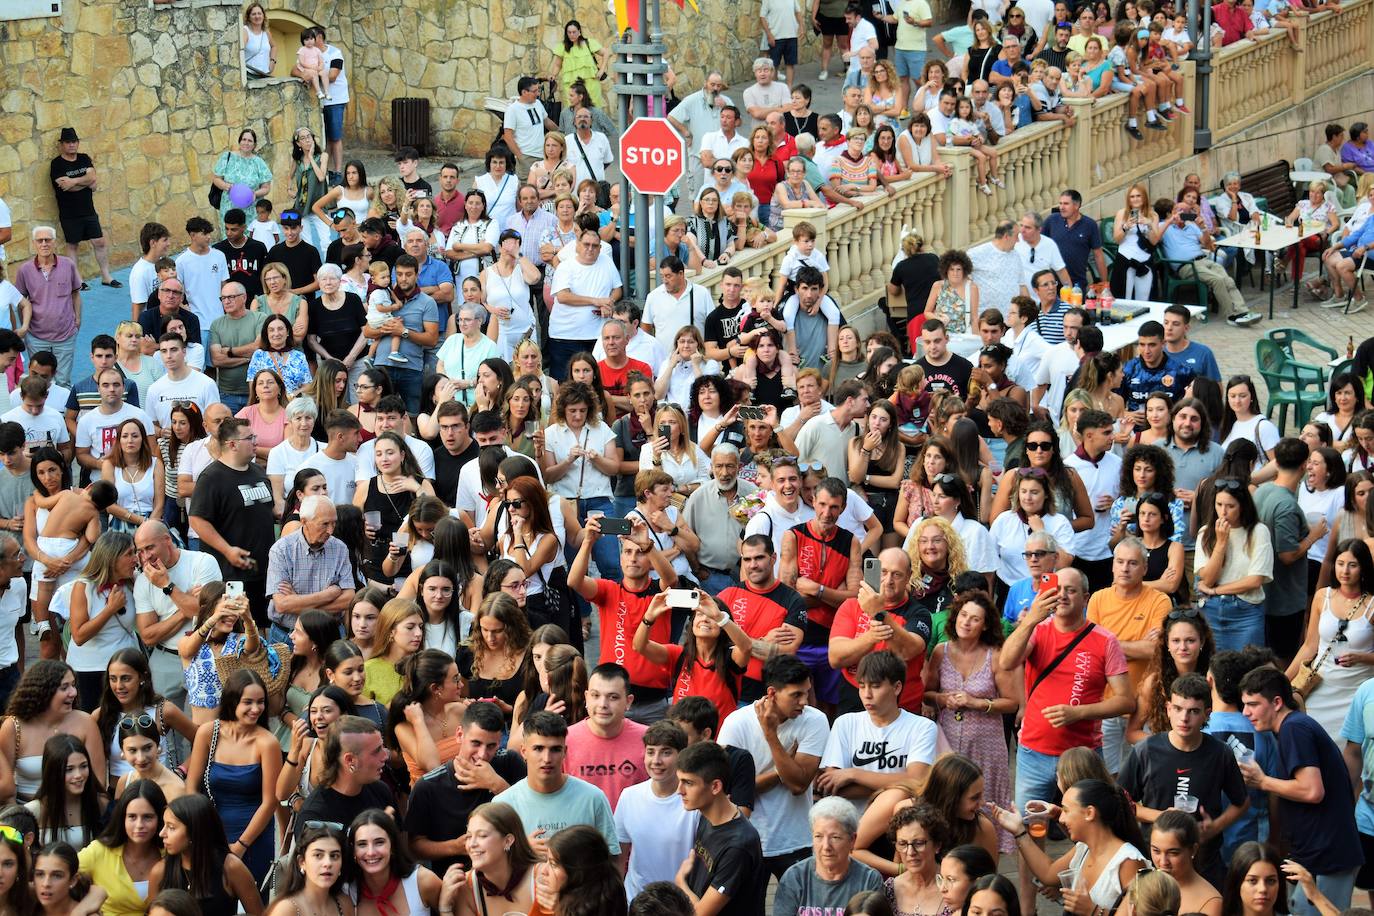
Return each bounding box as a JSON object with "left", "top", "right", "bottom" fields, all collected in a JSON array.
[{"left": 1086, "top": 585, "right": 1171, "bottom": 689}]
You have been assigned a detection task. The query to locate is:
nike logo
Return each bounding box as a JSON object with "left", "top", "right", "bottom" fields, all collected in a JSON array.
[{"left": 1176, "top": 768, "right": 1190, "bottom": 774}]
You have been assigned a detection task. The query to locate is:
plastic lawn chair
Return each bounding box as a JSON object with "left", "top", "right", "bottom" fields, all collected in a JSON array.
[
  {"left": 1255, "top": 339, "right": 1327, "bottom": 433},
  {"left": 1266, "top": 328, "right": 1336, "bottom": 386},
  {"left": 1157, "top": 257, "right": 1212, "bottom": 314}
]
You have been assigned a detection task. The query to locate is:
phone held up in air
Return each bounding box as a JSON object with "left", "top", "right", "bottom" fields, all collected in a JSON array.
[
  {"left": 863, "top": 557, "right": 882, "bottom": 592},
  {"left": 1033, "top": 573, "right": 1059, "bottom": 593},
  {"left": 598, "top": 516, "right": 634, "bottom": 536},
  {"left": 666, "top": 588, "right": 700, "bottom": 609},
  {"left": 225, "top": 581, "right": 245, "bottom": 601}
]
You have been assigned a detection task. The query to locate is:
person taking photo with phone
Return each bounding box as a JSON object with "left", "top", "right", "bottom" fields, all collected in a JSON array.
[{"left": 633, "top": 589, "right": 754, "bottom": 729}]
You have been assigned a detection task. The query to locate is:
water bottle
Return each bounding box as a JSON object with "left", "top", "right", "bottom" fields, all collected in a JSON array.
[
  {"left": 1071, "top": 283, "right": 1083, "bottom": 306},
  {"left": 945, "top": 132, "right": 953, "bottom": 148}
]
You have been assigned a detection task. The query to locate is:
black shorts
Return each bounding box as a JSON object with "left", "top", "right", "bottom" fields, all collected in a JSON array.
[
  {"left": 815, "top": 12, "right": 848, "bottom": 35},
  {"left": 59, "top": 215, "right": 103, "bottom": 244},
  {"left": 769, "top": 36, "right": 800, "bottom": 65},
  {"left": 1358, "top": 832, "right": 1374, "bottom": 889}
]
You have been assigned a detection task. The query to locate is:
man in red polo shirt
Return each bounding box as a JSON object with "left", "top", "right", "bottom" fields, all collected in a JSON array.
[
  {"left": 829, "top": 547, "right": 933, "bottom": 715},
  {"left": 1211, "top": 0, "right": 1251, "bottom": 45},
  {"left": 597, "top": 319, "right": 653, "bottom": 415},
  {"left": 568, "top": 514, "right": 678, "bottom": 723},
  {"left": 720, "top": 534, "right": 809, "bottom": 703}
]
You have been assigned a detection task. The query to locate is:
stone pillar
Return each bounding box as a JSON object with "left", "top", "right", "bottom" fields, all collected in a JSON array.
[
  {"left": 1064, "top": 97, "right": 1097, "bottom": 192},
  {"left": 1292, "top": 14, "right": 1310, "bottom": 105},
  {"left": 941, "top": 146, "right": 975, "bottom": 249}
]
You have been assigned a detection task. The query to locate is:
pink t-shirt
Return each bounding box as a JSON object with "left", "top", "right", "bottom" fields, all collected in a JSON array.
[
  {"left": 296, "top": 45, "right": 324, "bottom": 72},
  {"left": 235, "top": 403, "right": 286, "bottom": 452},
  {"left": 562, "top": 719, "right": 648, "bottom": 810}
]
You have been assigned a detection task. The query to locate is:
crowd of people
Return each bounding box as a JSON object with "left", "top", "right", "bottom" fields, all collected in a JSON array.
[{"left": 1, "top": 4, "right": 1374, "bottom": 916}]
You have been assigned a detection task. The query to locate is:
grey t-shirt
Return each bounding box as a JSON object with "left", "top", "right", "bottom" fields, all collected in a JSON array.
[
  {"left": 773, "top": 857, "right": 884, "bottom": 916},
  {"left": 1253, "top": 482, "right": 1308, "bottom": 617},
  {"left": 1162, "top": 441, "right": 1222, "bottom": 550},
  {"left": 0, "top": 468, "right": 34, "bottom": 572}
]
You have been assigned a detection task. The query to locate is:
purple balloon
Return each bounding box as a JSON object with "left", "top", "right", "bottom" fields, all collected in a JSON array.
[{"left": 228, "top": 183, "right": 255, "bottom": 208}]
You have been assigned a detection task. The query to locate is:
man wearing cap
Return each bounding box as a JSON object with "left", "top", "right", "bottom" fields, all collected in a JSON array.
[
  {"left": 434, "top": 163, "right": 465, "bottom": 237},
  {"left": 360, "top": 218, "right": 402, "bottom": 270},
  {"left": 324, "top": 209, "right": 364, "bottom": 266},
  {"left": 266, "top": 210, "right": 324, "bottom": 300},
  {"left": 49, "top": 128, "right": 118, "bottom": 289},
  {"left": 367, "top": 254, "right": 439, "bottom": 415},
  {"left": 503, "top": 76, "right": 558, "bottom": 167},
  {"left": 394, "top": 147, "right": 432, "bottom": 199},
  {"left": 214, "top": 209, "right": 269, "bottom": 300}
]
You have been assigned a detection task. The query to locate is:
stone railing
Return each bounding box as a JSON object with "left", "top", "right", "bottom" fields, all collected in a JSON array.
[
  {"left": 1210, "top": 0, "right": 1374, "bottom": 143},
  {"left": 682, "top": 2, "right": 1373, "bottom": 322}
]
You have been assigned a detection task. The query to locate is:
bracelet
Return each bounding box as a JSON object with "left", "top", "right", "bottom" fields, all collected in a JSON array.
[
  {"left": 1013, "top": 829, "right": 1029, "bottom": 840},
  {"left": 284, "top": 757, "right": 299, "bottom": 767},
  {"left": 985, "top": 698, "right": 994, "bottom": 713}
]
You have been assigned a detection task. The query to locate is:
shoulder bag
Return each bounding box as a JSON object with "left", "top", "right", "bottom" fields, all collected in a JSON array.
[
  {"left": 1027, "top": 623, "right": 1096, "bottom": 701},
  {"left": 207, "top": 152, "right": 229, "bottom": 209},
  {"left": 571, "top": 131, "right": 613, "bottom": 208}
]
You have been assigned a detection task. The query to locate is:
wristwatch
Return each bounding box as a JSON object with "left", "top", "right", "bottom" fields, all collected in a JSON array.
[
  {"left": 161, "top": 584, "right": 174, "bottom": 597},
  {"left": 669, "top": 525, "right": 680, "bottom": 537},
  {"left": 401, "top": 328, "right": 411, "bottom": 340}
]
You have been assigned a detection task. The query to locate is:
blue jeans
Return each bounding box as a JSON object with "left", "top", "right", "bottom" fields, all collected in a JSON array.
[
  {"left": 221, "top": 392, "right": 248, "bottom": 416},
  {"left": 547, "top": 338, "right": 596, "bottom": 383},
  {"left": 389, "top": 367, "right": 423, "bottom": 416},
  {"left": 27, "top": 335, "right": 76, "bottom": 388},
  {"left": 268, "top": 621, "right": 293, "bottom": 647},
  {"left": 611, "top": 496, "right": 637, "bottom": 518},
  {"left": 1015, "top": 744, "right": 1063, "bottom": 810},
  {"left": 1290, "top": 868, "right": 1358, "bottom": 916},
  {"left": 699, "top": 568, "right": 739, "bottom": 597},
  {"left": 1202, "top": 594, "right": 1266, "bottom": 652},
  {"left": 322, "top": 103, "right": 346, "bottom": 142}
]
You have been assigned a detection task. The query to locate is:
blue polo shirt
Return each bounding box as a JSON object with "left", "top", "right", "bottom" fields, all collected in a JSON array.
[
  {"left": 1166, "top": 340, "right": 1221, "bottom": 381},
  {"left": 1119, "top": 352, "right": 1192, "bottom": 412},
  {"left": 374, "top": 289, "right": 438, "bottom": 372},
  {"left": 411, "top": 256, "right": 455, "bottom": 327},
  {"left": 1044, "top": 212, "right": 1103, "bottom": 289},
  {"left": 1161, "top": 223, "right": 1206, "bottom": 262}
]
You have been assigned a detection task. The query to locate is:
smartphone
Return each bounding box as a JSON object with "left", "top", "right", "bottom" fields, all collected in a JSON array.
[
  {"left": 658, "top": 424, "right": 671, "bottom": 440},
  {"left": 392, "top": 531, "right": 410, "bottom": 549},
  {"left": 863, "top": 557, "right": 882, "bottom": 592},
  {"left": 666, "top": 588, "right": 701, "bottom": 609},
  {"left": 1034, "top": 573, "right": 1059, "bottom": 593},
  {"left": 598, "top": 516, "right": 634, "bottom": 536},
  {"left": 225, "top": 581, "right": 245, "bottom": 601},
  {"left": 1121, "top": 497, "right": 1138, "bottom": 516},
  {"left": 739, "top": 406, "right": 765, "bottom": 421}
]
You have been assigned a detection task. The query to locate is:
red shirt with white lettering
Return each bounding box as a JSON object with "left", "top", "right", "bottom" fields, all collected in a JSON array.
[
  {"left": 593, "top": 579, "right": 670, "bottom": 689},
  {"left": 1019, "top": 618, "right": 1128, "bottom": 756},
  {"left": 663, "top": 643, "right": 746, "bottom": 731},
  {"left": 830, "top": 596, "right": 933, "bottom": 711},
  {"left": 718, "top": 581, "right": 808, "bottom": 682},
  {"left": 598, "top": 358, "right": 655, "bottom": 398}
]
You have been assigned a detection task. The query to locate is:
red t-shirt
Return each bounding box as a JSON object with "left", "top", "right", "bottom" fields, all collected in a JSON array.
[
  {"left": 790, "top": 521, "right": 854, "bottom": 637},
  {"left": 745, "top": 157, "right": 785, "bottom": 210},
  {"left": 772, "top": 136, "right": 799, "bottom": 164},
  {"left": 719, "top": 582, "right": 808, "bottom": 681},
  {"left": 830, "top": 596, "right": 933, "bottom": 712},
  {"left": 593, "top": 579, "right": 670, "bottom": 689},
  {"left": 664, "top": 643, "right": 745, "bottom": 731},
  {"left": 1019, "top": 618, "right": 1128, "bottom": 756},
  {"left": 599, "top": 358, "right": 655, "bottom": 398},
  {"left": 563, "top": 718, "right": 648, "bottom": 810}
]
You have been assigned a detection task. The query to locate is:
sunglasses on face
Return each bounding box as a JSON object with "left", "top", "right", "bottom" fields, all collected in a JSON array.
[
  {"left": 1024, "top": 440, "right": 1054, "bottom": 451},
  {"left": 714, "top": 166, "right": 734, "bottom": 174},
  {"left": 507, "top": 499, "right": 525, "bottom": 510}
]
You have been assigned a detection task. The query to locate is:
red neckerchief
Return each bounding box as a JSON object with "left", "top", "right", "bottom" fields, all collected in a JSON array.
[
  {"left": 823, "top": 137, "right": 847, "bottom": 150},
  {"left": 360, "top": 877, "right": 401, "bottom": 916},
  {"left": 478, "top": 864, "right": 529, "bottom": 900},
  {"left": 358, "top": 402, "right": 376, "bottom": 413},
  {"left": 1074, "top": 444, "right": 1101, "bottom": 467}
]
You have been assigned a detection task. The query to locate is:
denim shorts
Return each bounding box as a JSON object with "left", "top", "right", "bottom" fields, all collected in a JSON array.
[
  {"left": 323, "top": 102, "right": 346, "bottom": 141},
  {"left": 893, "top": 49, "right": 927, "bottom": 79}
]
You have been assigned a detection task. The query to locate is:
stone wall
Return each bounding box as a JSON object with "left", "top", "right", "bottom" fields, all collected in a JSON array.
[
  {"left": 276, "top": 0, "right": 772, "bottom": 158},
  {"left": 0, "top": 0, "right": 320, "bottom": 274}
]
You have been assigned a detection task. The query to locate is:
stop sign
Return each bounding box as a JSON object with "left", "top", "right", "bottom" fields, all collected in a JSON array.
[{"left": 619, "top": 117, "right": 685, "bottom": 196}]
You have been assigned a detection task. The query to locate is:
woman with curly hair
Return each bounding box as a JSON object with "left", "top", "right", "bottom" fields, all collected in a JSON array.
[
  {"left": 905, "top": 516, "right": 968, "bottom": 632},
  {"left": 1110, "top": 443, "right": 1187, "bottom": 548},
  {"left": 0, "top": 660, "right": 104, "bottom": 803},
  {"left": 885, "top": 804, "right": 948, "bottom": 916},
  {"left": 459, "top": 593, "right": 531, "bottom": 724},
  {"left": 923, "top": 250, "right": 979, "bottom": 338},
  {"left": 689, "top": 374, "right": 745, "bottom": 453},
  {"left": 1127, "top": 606, "right": 1216, "bottom": 743}
]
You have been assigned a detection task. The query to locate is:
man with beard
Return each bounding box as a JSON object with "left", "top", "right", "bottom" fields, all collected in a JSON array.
[
  {"left": 1161, "top": 398, "right": 1222, "bottom": 560},
  {"left": 683, "top": 445, "right": 758, "bottom": 595},
  {"left": 718, "top": 535, "right": 807, "bottom": 703},
  {"left": 363, "top": 255, "right": 438, "bottom": 415}
]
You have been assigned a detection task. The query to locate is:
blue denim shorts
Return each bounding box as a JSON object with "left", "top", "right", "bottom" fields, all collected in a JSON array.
[
  {"left": 323, "top": 103, "right": 346, "bottom": 141},
  {"left": 893, "top": 49, "right": 927, "bottom": 79}
]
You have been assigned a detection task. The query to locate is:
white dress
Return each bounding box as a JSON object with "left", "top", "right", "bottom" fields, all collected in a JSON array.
[
  {"left": 1303, "top": 589, "right": 1374, "bottom": 743},
  {"left": 483, "top": 262, "right": 536, "bottom": 356}
]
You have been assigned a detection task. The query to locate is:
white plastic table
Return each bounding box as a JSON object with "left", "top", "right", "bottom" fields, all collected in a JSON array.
[{"left": 1215, "top": 224, "right": 1324, "bottom": 319}]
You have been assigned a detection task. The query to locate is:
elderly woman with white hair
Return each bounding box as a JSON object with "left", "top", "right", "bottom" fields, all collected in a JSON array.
[
  {"left": 306, "top": 261, "right": 368, "bottom": 391},
  {"left": 266, "top": 397, "right": 322, "bottom": 518},
  {"left": 774, "top": 797, "right": 885, "bottom": 914},
  {"left": 436, "top": 300, "right": 500, "bottom": 405}
]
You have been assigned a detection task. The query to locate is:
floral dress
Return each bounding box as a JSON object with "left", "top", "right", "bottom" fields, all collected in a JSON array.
[
  {"left": 247, "top": 348, "right": 313, "bottom": 396},
  {"left": 937, "top": 646, "right": 1013, "bottom": 851},
  {"left": 213, "top": 152, "right": 273, "bottom": 226},
  {"left": 932, "top": 280, "right": 971, "bottom": 334}
]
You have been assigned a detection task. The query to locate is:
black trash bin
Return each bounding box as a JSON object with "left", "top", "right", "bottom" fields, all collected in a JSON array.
[{"left": 391, "top": 98, "right": 430, "bottom": 155}]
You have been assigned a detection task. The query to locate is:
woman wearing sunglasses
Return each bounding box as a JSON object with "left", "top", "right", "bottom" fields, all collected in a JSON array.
[
  {"left": 1127, "top": 606, "right": 1215, "bottom": 745},
  {"left": 1194, "top": 479, "right": 1273, "bottom": 653},
  {"left": 111, "top": 714, "right": 186, "bottom": 801},
  {"left": 989, "top": 467, "right": 1076, "bottom": 593}
]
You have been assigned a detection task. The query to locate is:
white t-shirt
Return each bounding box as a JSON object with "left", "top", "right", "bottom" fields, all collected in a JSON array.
[
  {"left": 1034, "top": 341, "right": 1080, "bottom": 422},
  {"left": 1015, "top": 236, "right": 1067, "bottom": 278},
  {"left": 643, "top": 283, "right": 711, "bottom": 341},
  {"left": 453, "top": 446, "right": 554, "bottom": 527},
  {"left": 0, "top": 585, "right": 22, "bottom": 668},
  {"left": 759, "top": 0, "right": 803, "bottom": 45},
  {"left": 128, "top": 258, "right": 159, "bottom": 308},
  {"left": 719, "top": 703, "right": 831, "bottom": 856},
  {"left": 544, "top": 423, "right": 616, "bottom": 499},
  {"left": 1064, "top": 450, "right": 1122, "bottom": 563},
  {"left": 568, "top": 130, "right": 615, "bottom": 185},
  {"left": 781, "top": 293, "right": 843, "bottom": 329},
  {"left": 266, "top": 437, "right": 322, "bottom": 483},
  {"left": 742, "top": 81, "right": 793, "bottom": 126},
  {"left": 989, "top": 511, "right": 1075, "bottom": 584},
  {"left": 779, "top": 400, "right": 834, "bottom": 430},
  {"left": 322, "top": 44, "right": 350, "bottom": 104},
  {"left": 779, "top": 246, "right": 831, "bottom": 281},
  {"left": 836, "top": 488, "right": 875, "bottom": 546},
  {"left": 1018, "top": 0, "right": 1056, "bottom": 39},
  {"left": 743, "top": 495, "right": 815, "bottom": 575},
  {"left": 503, "top": 99, "right": 550, "bottom": 158},
  {"left": 298, "top": 450, "right": 359, "bottom": 505},
  {"left": 75, "top": 404, "right": 154, "bottom": 464},
  {"left": 848, "top": 18, "right": 879, "bottom": 73},
  {"left": 178, "top": 438, "right": 215, "bottom": 487},
  {"left": 550, "top": 255, "right": 621, "bottom": 340},
  {"left": 247, "top": 219, "right": 282, "bottom": 248},
  {"left": 174, "top": 247, "right": 230, "bottom": 329},
  {"left": 819, "top": 709, "right": 939, "bottom": 811},
  {"left": 132, "top": 548, "right": 224, "bottom": 649},
  {"left": 613, "top": 782, "right": 700, "bottom": 898},
  {"left": 355, "top": 433, "right": 436, "bottom": 481},
  {"left": 1222, "top": 416, "right": 1282, "bottom": 470},
  {"left": 0, "top": 406, "right": 69, "bottom": 452},
  {"left": 698, "top": 130, "right": 749, "bottom": 180},
  {"left": 145, "top": 371, "right": 221, "bottom": 428}
]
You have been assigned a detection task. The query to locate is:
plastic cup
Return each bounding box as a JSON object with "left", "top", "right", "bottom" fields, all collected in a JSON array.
[
  {"left": 363, "top": 510, "right": 381, "bottom": 529},
  {"left": 1028, "top": 819, "right": 1048, "bottom": 839},
  {"left": 1058, "top": 868, "right": 1079, "bottom": 891},
  {"left": 1174, "top": 794, "right": 1199, "bottom": 814},
  {"left": 1237, "top": 748, "right": 1256, "bottom": 767}
]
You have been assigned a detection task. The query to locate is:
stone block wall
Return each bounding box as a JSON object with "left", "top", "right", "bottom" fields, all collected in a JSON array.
[
  {"left": 277, "top": 0, "right": 769, "bottom": 158},
  {"left": 0, "top": 0, "right": 320, "bottom": 273}
]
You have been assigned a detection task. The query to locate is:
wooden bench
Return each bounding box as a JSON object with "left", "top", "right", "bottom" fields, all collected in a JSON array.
[{"left": 1240, "top": 159, "right": 1296, "bottom": 219}]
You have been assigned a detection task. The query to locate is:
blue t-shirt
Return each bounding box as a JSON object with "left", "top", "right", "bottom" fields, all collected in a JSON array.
[
  {"left": 1203, "top": 710, "right": 1277, "bottom": 855},
  {"left": 1044, "top": 213, "right": 1103, "bottom": 289},
  {"left": 375, "top": 290, "right": 439, "bottom": 371},
  {"left": 1341, "top": 679, "right": 1374, "bottom": 836},
  {"left": 1166, "top": 341, "right": 1221, "bottom": 381},
  {"left": 1161, "top": 223, "right": 1206, "bottom": 262},
  {"left": 1119, "top": 353, "right": 1192, "bottom": 412},
  {"left": 1003, "top": 577, "right": 1036, "bottom": 624},
  {"left": 991, "top": 59, "right": 1014, "bottom": 79},
  {"left": 415, "top": 257, "right": 454, "bottom": 327},
  {"left": 1271, "top": 710, "right": 1364, "bottom": 873}
]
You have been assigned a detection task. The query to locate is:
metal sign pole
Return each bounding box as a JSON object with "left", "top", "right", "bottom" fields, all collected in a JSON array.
[{"left": 612, "top": 0, "right": 667, "bottom": 302}]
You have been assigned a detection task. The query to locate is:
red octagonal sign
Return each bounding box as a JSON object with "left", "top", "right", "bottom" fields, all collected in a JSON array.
[{"left": 619, "top": 117, "right": 685, "bottom": 196}]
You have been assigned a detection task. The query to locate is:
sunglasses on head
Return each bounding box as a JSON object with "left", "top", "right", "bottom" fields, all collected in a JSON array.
[
  {"left": 1166, "top": 606, "right": 1202, "bottom": 622},
  {"left": 0, "top": 826, "right": 20, "bottom": 848},
  {"left": 1017, "top": 466, "right": 1048, "bottom": 478},
  {"left": 933, "top": 473, "right": 961, "bottom": 484},
  {"left": 118, "top": 713, "right": 155, "bottom": 733},
  {"left": 798, "top": 462, "right": 826, "bottom": 474},
  {"left": 1214, "top": 478, "right": 1245, "bottom": 492}
]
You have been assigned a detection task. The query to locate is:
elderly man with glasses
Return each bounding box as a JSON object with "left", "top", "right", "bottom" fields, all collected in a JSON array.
[
  {"left": 209, "top": 280, "right": 268, "bottom": 415},
  {"left": 136, "top": 278, "right": 202, "bottom": 355},
  {"left": 13, "top": 226, "right": 82, "bottom": 388},
  {"left": 265, "top": 494, "right": 355, "bottom": 645}
]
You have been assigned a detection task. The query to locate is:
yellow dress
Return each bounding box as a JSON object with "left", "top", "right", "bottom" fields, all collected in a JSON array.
[
  {"left": 554, "top": 39, "right": 604, "bottom": 107},
  {"left": 364, "top": 656, "right": 404, "bottom": 707},
  {"left": 78, "top": 841, "right": 160, "bottom": 916}
]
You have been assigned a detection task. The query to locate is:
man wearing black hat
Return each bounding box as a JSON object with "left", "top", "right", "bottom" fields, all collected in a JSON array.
[
  {"left": 214, "top": 209, "right": 269, "bottom": 299},
  {"left": 50, "top": 128, "right": 118, "bottom": 289},
  {"left": 266, "top": 210, "right": 323, "bottom": 299},
  {"left": 324, "top": 209, "right": 363, "bottom": 266},
  {"left": 502, "top": 77, "right": 558, "bottom": 167}
]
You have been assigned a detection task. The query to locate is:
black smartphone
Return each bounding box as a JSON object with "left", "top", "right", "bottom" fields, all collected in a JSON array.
[
  {"left": 658, "top": 424, "right": 671, "bottom": 440},
  {"left": 599, "top": 516, "right": 634, "bottom": 536}
]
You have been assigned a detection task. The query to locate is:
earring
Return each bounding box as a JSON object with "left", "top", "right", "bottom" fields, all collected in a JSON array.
[{"left": 504, "top": 843, "right": 512, "bottom": 852}]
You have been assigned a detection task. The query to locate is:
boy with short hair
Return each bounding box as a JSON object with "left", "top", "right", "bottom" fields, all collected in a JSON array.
[
  {"left": 615, "top": 721, "right": 700, "bottom": 899},
  {"left": 674, "top": 741, "right": 766, "bottom": 916},
  {"left": 774, "top": 222, "right": 831, "bottom": 302},
  {"left": 248, "top": 199, "right": 281, "bottom": 248}
]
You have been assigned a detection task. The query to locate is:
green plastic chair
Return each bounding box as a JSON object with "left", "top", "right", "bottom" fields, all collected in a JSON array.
[
  {"left": 1099, "top": 216, "right": 1119, "bottom": 274},
  {"left": 1266, "top": 328, "right": 1336, "bottom": 387},
  {"left": 1255, "top": 339, "right": 1328, "bottom": 432},
  {"left": 1157, "top": 258, "right": 1212, "bottom": 313}
]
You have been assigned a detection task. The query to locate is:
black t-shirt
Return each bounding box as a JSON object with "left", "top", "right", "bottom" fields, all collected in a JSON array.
[
  {"left": 214, "top": 238, "right": 270, "bottom": 299},
  {"left": 295, "top": 782, "right": 395, "bottom": 842},
  {"left": 187, "top": 460, "right": 276, "bottom": 580},
  {"left": 50, "top": 154, "right": 96, "bottom": 218},
  {"left": 704, "top": 303, "right": 746, "bottom": 368},
  {"left": 917, "top": 353, "right": 974, "bottom": 400},
  {"left": 685, "top": 812, "right": 766, "bottom": 916},
  {"left": 138, "top": 306, "right": 202, "bottom": 343},
  {"left": 307, "top": 293, "right": 367, "bottom": 361},
  {"left": 784, "top": 112, "right": 820, "bottom": 139},
  {"left": 368, "top": 242, "right": 403, "bottom": 270},
  {"left": 890, "top": 253, "right": 940, "bottom": 324},
  {"left": 266, "top": 240, "right": 324, "bottom": 295},
  {"left": 402, "top": 177, "right": 434, "bottom": 197},
  {"left": 432, "top": 439, "right": 480, "bottom": 506},
  {"left": 325, "top": 236, "right": 364, "bottom": 267},
  {"left": 1118, "top": 732, "right": 1248, "bottom": 879},
  {"left": 753, "top": 371, "right": 796, "bottom": 413},
  {"left": 403, "top": 754, "right": 527, "bottom": 876},
  {"left": 1271, "top": 711, "right": 1365, "bottom": 873},
  {"left": 725, "top": 745, "right": 758, "bottom": 813}
]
